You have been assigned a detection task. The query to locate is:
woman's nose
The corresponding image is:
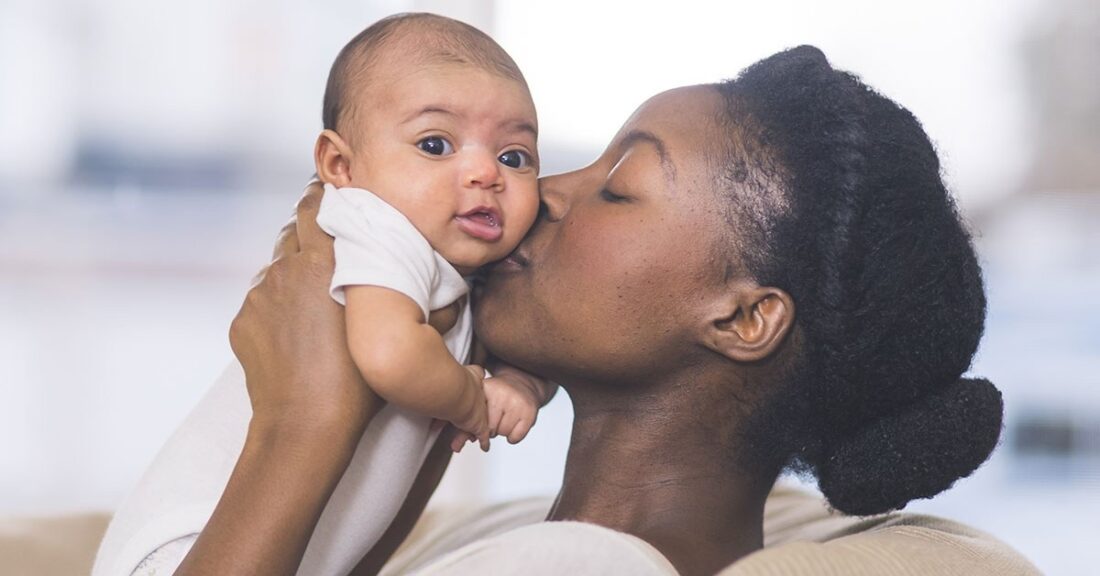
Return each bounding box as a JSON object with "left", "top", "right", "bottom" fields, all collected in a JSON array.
[
  {"left": 464, "top": 151, "right": 503, "bottom": 190},
  {"left": 538, "top": 171, "right": 580, "bottom": 222}
]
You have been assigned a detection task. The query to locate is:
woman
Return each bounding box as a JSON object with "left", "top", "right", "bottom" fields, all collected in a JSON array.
[{"left": 177, "top": 46, "right": 1008, "bottom": 576}]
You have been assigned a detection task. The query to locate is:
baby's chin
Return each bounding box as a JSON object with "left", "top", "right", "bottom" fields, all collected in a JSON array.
[{"left": 445, "top": 251, "right": 510, "bottom": 277}]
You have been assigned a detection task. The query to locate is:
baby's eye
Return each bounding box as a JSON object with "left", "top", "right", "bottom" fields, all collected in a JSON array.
[
  {"left": 417, "top": 136, "right": 454, "bottom": 156},
  {"left": 498, "top": 150, "right": 533, "bottom": 170}
]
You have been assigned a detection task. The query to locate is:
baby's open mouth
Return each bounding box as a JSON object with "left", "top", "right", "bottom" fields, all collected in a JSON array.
[
  {"left": 465, "top": 211, "right": 497, "bottom": 227},
  {"left": 456, "top": 207, "right": 503, "bottom": 242}
]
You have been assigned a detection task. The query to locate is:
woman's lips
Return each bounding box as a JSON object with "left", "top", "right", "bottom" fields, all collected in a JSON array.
[
  {"left": 455, "top": 207, "right": 503, "bottom": 242},
  {"left": 495, "top": 249, "right": 529, "bottom": 272}
]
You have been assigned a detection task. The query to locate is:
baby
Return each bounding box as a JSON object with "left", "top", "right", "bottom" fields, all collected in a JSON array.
[
  {"left": 92, "top": 14, "right": 554, "bottom": 576},
  {"left": 314, "top": 13, "right": 554, "bottom": 453}
]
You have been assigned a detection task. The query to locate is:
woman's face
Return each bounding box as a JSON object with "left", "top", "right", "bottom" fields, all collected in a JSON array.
[{"left": 476, "top": 85, "right": 737, "bottom": 386}]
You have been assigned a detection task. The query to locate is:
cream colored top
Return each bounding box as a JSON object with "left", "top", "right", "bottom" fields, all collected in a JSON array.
[
  {"left": 1, "top": 485, "right": 1041, "bottom": 575},
  {"left": 381, "top": 486, "right": 1042, "bottom": 576}
]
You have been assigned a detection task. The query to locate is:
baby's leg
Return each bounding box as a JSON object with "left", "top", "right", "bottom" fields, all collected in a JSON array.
[
  {"left": 299, "top": 400, "right": 440, "bottom": 575},
  {"left": 91, "top": 360, "right": 438, "bottom": 576},
  {"left": 92, "top": 361, "right": 252, "bottom": 576}
]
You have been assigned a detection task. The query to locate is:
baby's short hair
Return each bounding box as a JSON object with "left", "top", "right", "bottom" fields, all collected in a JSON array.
[{"left": 322, "top": 13, "right": 529, "bottom": 134}]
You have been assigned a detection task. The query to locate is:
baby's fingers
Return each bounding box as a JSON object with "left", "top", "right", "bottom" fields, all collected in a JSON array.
[
  {"left": 487, "top": 401, "right": 505, "bottom": 438},
  {"left": 478, "top": 428, "right": 491, "bottom": 452},
  {"left": 506, "top": 417, "right": 534, "bottom": 445},
  {"left": 450, "top": 430, "right": 474, "bottom": 453}
]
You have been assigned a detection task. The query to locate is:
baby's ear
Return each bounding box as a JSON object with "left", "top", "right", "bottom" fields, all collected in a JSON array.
[{"left": 314, "top": 129, "right": 353, "bottom": 187}]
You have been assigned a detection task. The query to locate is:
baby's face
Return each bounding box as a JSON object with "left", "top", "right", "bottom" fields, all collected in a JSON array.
[{"left": 342, "top": 63, "right": 540, "bottom": 274}]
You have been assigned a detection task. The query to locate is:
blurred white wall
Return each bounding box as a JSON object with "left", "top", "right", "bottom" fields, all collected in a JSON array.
[
  {"left": 499, "top": 0, "right": 1052, "bottom": 210},
  {"left": 0, "top": 0, "right": 1050, "bottom": 207},
  {"left": 0, "top": 1, "right": 79, "bottom": 191}
]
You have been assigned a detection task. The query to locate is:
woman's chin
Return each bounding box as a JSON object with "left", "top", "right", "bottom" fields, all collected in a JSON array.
[
  {"left": 474, "top": 292, "right": 539, "bottom": 368},
  {"left": 473, "top": 281, "right": 514, "bottom": 344}
]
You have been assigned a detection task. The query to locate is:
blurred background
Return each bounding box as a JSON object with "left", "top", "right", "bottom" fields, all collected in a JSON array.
[{"left": 1, "top": 0, "right": 1097, "bottom": 573}]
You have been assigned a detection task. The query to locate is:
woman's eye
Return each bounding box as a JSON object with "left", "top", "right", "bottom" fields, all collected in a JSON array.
[
  {"left": 498, "top": 150, "right": 532, "bottom": 169},
  {"left": 417, "top": 136, "right": 454, "bottom": 156},
  {"left": 599, "top": 188, "right": 629, "bottom": 203}
]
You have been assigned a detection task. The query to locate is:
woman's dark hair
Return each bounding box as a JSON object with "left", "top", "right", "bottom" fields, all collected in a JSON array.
[{"left": 717, "top": 46, "right": 1004, "bottom": 515}]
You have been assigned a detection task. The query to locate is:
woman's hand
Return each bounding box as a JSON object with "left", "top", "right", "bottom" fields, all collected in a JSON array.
[
  {"left": 230, "top": 180, "right": 380, "bottom": 439},
  {"left": 176, "top": 181, "right": 384, "bottom": 576}
]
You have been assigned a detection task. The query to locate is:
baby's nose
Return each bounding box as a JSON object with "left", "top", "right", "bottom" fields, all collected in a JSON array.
[{"left": 464, "top": 151, "right": 503, "bottom": 190}]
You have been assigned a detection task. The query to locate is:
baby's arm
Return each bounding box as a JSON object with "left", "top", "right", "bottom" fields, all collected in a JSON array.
[{"left": 345, "top": 285, "right": 490, "bottom": 448}]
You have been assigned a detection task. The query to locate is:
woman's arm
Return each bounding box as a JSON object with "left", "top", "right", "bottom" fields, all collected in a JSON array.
[
  {"left": 173, "top": 416, "right": 366, "bottom": 576},
  {"left": 173, "top": 183, "right": 449, "bottom": 575}
]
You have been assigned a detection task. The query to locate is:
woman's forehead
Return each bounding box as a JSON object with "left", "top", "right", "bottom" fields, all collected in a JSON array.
[
  {"left": 621, "top": 85, "right": 722, "bottom": 134},
  {"left": 610, "top": 85, "right": 725, "bottom": 182}
]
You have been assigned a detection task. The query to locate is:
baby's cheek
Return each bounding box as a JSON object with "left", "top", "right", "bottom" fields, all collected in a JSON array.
[
  {"left": 500, "top": 215, "right": 536, "bottom": 257},
  {"left": 509, "top": 191, "right": 540, "bottom": 235}
]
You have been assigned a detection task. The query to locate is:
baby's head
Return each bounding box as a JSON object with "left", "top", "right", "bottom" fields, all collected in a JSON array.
[{"left": 315, "top": 13, "right": 539, "bottom": 274}]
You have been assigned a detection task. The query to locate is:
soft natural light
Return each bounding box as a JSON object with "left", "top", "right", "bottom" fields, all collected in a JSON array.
[
  {"left": 497, "top": 0, "right": 1042, "bottom": 207},
  {"left": 1, "top": 2, "right": 1095, "bottom": 574}
]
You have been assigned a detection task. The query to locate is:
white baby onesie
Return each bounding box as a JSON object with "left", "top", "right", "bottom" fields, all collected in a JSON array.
[{"left": 92, "top": 184, "right": 473, "bottom": 576}]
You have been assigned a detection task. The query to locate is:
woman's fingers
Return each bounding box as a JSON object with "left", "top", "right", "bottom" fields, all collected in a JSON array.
[
  {"left": 254, "top": 218, "right": 298, "bottom": 287},
  {"left": 295, "top": 180, "right": 333, "bottom": 255},
  {"left": 248, "top": 265, "right": 270, "bottom": 290},
  {"left": 271, "top": 217, "right": 300, "bottom": 261},
  {"left": 258, "top": 181, "right": 316, "bottom": 284}
]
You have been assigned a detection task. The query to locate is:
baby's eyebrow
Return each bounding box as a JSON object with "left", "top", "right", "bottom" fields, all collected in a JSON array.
[
  {"left": 401, "top": 107, "right": 537, "bottom": 141},
  {"left": 499, "top": 119, "right": 538, "bottom": 140},
  {"left": 401, "top": 106, "right": 457, "bottom": 124},
  {"left": 618, "top": 130, "right": 676, "bottom": 185}
]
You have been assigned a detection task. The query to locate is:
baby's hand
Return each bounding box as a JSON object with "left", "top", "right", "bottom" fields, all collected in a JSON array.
[
  {"left": 448, "top": 365, "right": 490, "bottom": 452},
  {"left": 484, "top": 373, "right": 542, "bottom": 445},
  {"left": 447, "top": 366, "right": 554, "bottom": 453},
  {"left": 446, "top": 373, "right": 536, "bottom": 455}
]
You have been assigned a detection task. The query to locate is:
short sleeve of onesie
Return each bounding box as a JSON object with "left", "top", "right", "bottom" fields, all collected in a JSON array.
[{"left": 315, "top": 184, "right": 468, "bottom": 319}]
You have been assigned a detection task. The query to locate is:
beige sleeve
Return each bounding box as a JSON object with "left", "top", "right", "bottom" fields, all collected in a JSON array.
[
  {"left": 385, "top": 486, "right": 1040, "bottom": 576},
  {"left": 717, "top": 484, "right": 1042, "bottom": 576},
  {"left": 400, "top": 521, "right": 676, "bottom": 576}
]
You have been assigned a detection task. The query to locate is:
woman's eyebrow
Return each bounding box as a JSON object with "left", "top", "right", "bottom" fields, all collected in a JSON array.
[{"left": 618, "top": 130, "right": 677, "bottom": 184}]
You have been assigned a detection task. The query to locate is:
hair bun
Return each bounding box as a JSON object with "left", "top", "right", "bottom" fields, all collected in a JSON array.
[
  {"left": 817, "top": 377, "right": 1004, "bottom": 516},
  {"left": 784, "top": 45, "right": 830, "bottom": 66}
]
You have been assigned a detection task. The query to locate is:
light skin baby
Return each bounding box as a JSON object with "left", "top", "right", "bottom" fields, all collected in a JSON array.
[{"left": 313, "top": 15, "right": 555, "bottom": 452}]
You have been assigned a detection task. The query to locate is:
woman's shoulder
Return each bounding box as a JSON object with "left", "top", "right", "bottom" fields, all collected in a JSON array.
[
  {"left": 729, "top": 483, "right": 1041, "bottom": 576},
  {"left": 381, "top": 497, "right": 676, "bottom": 576},
  {"left": 386, "top": 488, "right": 1039, "bottom": 576}
]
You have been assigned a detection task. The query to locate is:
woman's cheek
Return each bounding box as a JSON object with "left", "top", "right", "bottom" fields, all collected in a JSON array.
[{"left": 557, "top": 226, "right": 649, "bottom": 325}]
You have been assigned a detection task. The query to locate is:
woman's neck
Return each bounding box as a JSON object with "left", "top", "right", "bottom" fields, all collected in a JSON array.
[{"left": 548, "top": 385, "right": 771, "bottom": 576}]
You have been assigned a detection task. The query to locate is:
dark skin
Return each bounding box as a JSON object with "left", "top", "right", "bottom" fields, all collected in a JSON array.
[
  {"left": 177, "top": 85, "right": 796, "bottom": 576},
  {"left": 477, "top": 85, "right": 795, "bottom": 575}
]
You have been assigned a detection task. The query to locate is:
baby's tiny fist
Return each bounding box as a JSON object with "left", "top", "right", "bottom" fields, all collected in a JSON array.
[{"left": 484, "top": 376, "right": 540, "bottom": 445}]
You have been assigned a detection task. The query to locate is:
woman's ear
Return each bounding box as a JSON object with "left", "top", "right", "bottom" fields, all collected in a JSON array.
[
  {"left": 702, "top": 283, "right": 795, "bottom": 363},
  {"left": 314, "top": 129, "right": 354, "bottom": 188}
]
